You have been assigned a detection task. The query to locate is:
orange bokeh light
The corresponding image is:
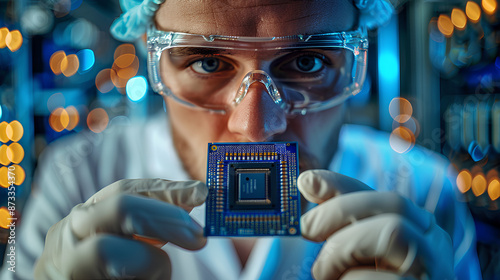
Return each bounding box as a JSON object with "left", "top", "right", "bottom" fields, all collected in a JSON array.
[
  {"left": 466, "top": 1, "right": 481, "bottom": 22},
  {"left": 488, "top": 179, "right": 500, "bottom": 201},
  {"left": 0, "top": 167, "right": 8, "bottom": 188},
  {"left": 0, "top": 207, "right": 12, "bottom": 228},
  {"left": 87, "top": 108, "right": 109, "bottom": 133},
  {"left": 50, "top": 51, "right": 67, "bottom": 75},
  {"left": 5, "top": 30, "right": 22, "bottom": 52},
  {"left": 111, "top": 56, "right": 139, "bottom": 88},
  {"left": 0, "top": 122, "right": 9, "bottom": 143},
  {"left": 9, "top": 165, "right": 26, "bottom": 186},
  {"left": 61, "top": 54, "right": 80, "bottom": 77},
  {"left": 115, "top": 53, "right": 136, "bottom": 69},
  {"left": 472, "top": 173, "right": 487, "bottom": 196},
  {"left": 66, "top": 106, "right": 80, "bottom": 131},
  {"left": 389, "top": 126, "right": 415, "bottom": 154},
  {"left": 0, "top": 145, "right": 10, "bottom": 166},
  {"left": 456, "top": 170, "right": 472, "bottom": 193},
  {"left": 7, "top": 143, "right": 24, "bottom": 164},
  {"left": 0, "top": 27, "right": 8, "bottom": 49},
  {"left": 49, "top": 107, "right": 69, "bottom": 132},
  {"left": 451, "top": 8, "right": 467, "bottom": 30},
  {"left": 482, "top": 0, "right": 497, "bottom": 15},
  {"left": 7, "top": 120, "right": 23, "bottom": 142},
  {"left": 95, "top": 69, "right": 114, "bottom": 93},
  {"left": 114, "top": 43, "right": 136, "bottom": 60},
  {"left": 438, "top": 15, "right": 454, "bottom": 37}
]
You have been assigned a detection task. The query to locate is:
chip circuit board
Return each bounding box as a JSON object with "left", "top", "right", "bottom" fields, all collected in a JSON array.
[{"left": 205, "top": 142, "right": 300, "bottom": 237}]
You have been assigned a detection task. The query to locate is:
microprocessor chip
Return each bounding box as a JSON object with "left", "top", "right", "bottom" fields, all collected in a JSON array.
[
  {"left": 205, "top": 142, "right": 300, "bottom": 237},
  {"left": 238, "top": 171, "right": 267, "bottom": 201}
]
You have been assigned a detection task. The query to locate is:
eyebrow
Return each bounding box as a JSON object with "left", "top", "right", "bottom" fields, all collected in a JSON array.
[
  {"left": 169, "top": 47, "right": 304, "bottom": 60},
  {"left": 169, "top": 47, "right": 234, "bottom": 56}
]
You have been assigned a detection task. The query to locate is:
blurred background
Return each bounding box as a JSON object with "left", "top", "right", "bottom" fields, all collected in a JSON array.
[{"left": 0, "top": 0, "right": 499, "bottom": 276}]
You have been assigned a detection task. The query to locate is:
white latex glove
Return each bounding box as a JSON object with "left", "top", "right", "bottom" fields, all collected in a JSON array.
[
  {"left": 34, "top": 179, "right": 207, "bottom": 280},
  {"left": 298, "top": 170, "right": 455, "bottom": 280}
]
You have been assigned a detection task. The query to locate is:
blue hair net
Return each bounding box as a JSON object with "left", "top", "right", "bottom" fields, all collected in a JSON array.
[
  {"left": 110, "top": 0, "right": 166, "bottom": 42},
  {"left": 110, "top": 0, "right": 394, "bottom": 42}
]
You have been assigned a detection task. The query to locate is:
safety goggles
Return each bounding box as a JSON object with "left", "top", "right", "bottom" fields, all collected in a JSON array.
[{"left": 147, "top": 25, "right": 368, "bottom": 115}]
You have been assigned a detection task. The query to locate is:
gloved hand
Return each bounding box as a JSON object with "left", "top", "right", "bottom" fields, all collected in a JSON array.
[
  {"left": 34, "top": 179, "right": 207, "bottom": 280},
  {"left": 298, "top": 170, "right": 455, "bottom": 280}
]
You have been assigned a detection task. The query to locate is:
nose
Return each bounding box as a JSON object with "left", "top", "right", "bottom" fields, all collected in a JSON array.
[{"left": 227, "top": 81, "right": 287, "bottom": 142}]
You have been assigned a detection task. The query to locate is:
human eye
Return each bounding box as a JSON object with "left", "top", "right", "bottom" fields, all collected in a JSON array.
[
  {"left": 189, "top": 57, "right": 234, "bottom": 74},
  {"left": 293, "top": 55, "right": 325, "bottom": 73},
  {"left": 272, "top": 51, "right": 332, "bottom": 78}
]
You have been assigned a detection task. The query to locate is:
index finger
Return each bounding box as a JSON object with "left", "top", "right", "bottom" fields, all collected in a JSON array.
[
  {"left": 85, "top": 178, "right": 208, "bottom": 211},
  {"left": 298, "top": 169, "right": 373, "bottom": 204}
]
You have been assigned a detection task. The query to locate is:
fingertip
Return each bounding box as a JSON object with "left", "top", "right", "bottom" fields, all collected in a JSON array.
[
  {"left": 298, "top": 169, "right": 336, "bottom": 204},
  {"left": 300, "top": 211, "right": 326, "bottom": 243},
  {"left": 297, "top": 170, "right": 316, "bottom": 200},
  {"left": 184, "top": 229, "right": 207, "bottom": 251},
  {"left": 190, "top": 181, "right": 208, "bottom": 206}
]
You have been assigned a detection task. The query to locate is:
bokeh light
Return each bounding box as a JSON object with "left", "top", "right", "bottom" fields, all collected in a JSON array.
[
  {"left": 451, "top": 8, "right": 467, "bottom": 30},
  {"left": 0, "top": 27, "right": 8, "bottom": 48},
  {"left": 389, "top": 126, "right": 415, "bottom": 154},
  {"left": 111, "top": 56, "right": 139, "bottom": 89},
  {"left": 115, "top": 53, "right": 136, "bottom": 69},
  {"left": 21, "top": 5, "right": 54, "bottom": 35},
  {"left": 95, "top": 69, "right": 114, "bottom": 93},
  {"left": 0, "top": 207, "right": 12, "bottom": 228},
  {"left": 9, "top": 165, "right": 26, "bottom": 186},
  {"left": 50, "top": 51, "right": 67, "bottom": 75},
  {"left": 114, "top": 43, "right": 136, "bottom": 60},
  {"left": 68, "top": 18, "right": 98, "bottom": 49},
  {"left": 65, "top": 106, "right": 80, "bottom": 131},
  {"left": 47, "top": 92, "right": 66, "bottom": 112},
  {"left": 482, "top": 0, "right": 497, "bottom": 15},
  {"left": 77, "top": 49, "right": 95, "bottom": 73},
  {"left": 0, "top": 167, "right": 8, "bottom": 188},
  {"left": 466, "top": 1, "right": 482, "bottom": 22},
  {"left": 61, "top": 54, "right": 80, "bottom": 77},
  {"left": 0, "top": 145, "right": 10, "bottom": 166},
  {"left": 457, "top": 170, "right": 472, "bottom": 193},
  {"left": 7, "top": 121, "right": 23, "bottom": 142},
  {"left": 389, "top": 97, "right": 413, "bottom": 123},
  {"left": 87, "top": 108, "right": 109, "bottom": 133},
  {"left": 126, "top": 76, "right": 148, "bottom": 102},
  {"left": 488, "top": 179, "right": 500, "bottom": 201},
  {"left": 5, "top": 30, "right": 23, "bottom": 52},
  {"left": 49, "top": 107, "right": 69, "bottom": 132},
  {"left": 438, "top": 15, "right": 454, "bottom": 37},
  {"left": 0, "top": 122, "right": 9, "bottom": 143},
  {"left": 7, "top": 143, "right": 24, "bottom": 164},
  {"left": 472, "top": 173, "right": 487, "bottom": 196}
]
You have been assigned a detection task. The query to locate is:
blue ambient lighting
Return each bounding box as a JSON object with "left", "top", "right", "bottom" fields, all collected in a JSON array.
[{"left": 126, "top": 76, "right": 148, "bottom": 102}]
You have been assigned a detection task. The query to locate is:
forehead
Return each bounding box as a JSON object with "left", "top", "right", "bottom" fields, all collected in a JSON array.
[{"left": 155, "top": 0, "right": 358, "bottom": 36}]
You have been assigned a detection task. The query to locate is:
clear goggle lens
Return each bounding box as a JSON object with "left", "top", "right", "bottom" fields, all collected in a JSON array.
[{"left": 148, "top": 27, "right": 368, "bottom": 114}]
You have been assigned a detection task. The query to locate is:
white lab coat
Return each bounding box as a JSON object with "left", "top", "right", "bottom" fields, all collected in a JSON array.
[{"left": 0, "top": 113, "right": 482, "bottom": 279}]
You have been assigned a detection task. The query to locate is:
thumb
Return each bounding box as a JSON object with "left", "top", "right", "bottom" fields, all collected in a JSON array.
[
  {"left": 85, "top": 179, "right": 208, "bottom": 212},
  {"left": 298, "top": 170, "right": 372, "bottom": 204}
]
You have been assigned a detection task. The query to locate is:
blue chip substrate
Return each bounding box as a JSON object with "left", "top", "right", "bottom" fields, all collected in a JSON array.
[{"left": 205, "top": 142, "right": 300, "bottom": 237}]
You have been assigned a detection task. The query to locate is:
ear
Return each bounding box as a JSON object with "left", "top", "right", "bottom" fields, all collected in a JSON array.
[{"left": 142, "top": 33, "right": 147, "bottom": 45}]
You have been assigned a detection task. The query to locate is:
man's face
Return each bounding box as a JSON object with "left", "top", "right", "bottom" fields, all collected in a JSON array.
[{"left": 155, "top": 0, "right": 359, "bottom": 181}]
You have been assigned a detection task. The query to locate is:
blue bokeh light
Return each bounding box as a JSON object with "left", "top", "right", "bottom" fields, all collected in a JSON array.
[
  {"left": 126, "top": 76, "right": 148, "bottom": 102},
  {"left": 77, "top": 49, "right": 95, "bottom": 73},
  {"left": 377, "top": 16, "right": 400, "bottom": 131}
]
